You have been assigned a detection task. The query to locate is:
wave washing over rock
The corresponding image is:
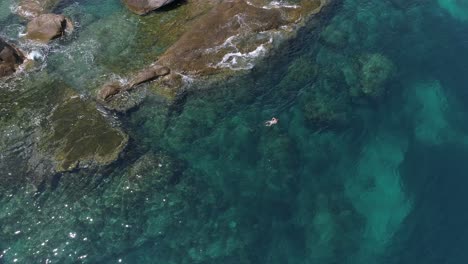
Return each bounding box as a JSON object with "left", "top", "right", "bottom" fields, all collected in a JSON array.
[{"left": 1, "top": 0, "right": 468, "bottom": 263}]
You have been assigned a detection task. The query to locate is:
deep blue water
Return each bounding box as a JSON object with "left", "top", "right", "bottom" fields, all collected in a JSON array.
[{"left": 1, "top": 0, "right": 468, "bottom": 263}]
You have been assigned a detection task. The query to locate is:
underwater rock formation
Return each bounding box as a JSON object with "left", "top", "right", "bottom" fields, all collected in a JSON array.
[
  {"left": 123, "top": 0, "right": 178, "bottom": 15},
  {"left": 16, "top": 0, "right": 63, "bottom": 19},
  {"left": 320, "top": 22, "right": 349, "bottom": 49},
  {"left": 0, "top": 39, "right": 25, "bottom": 78},
  {"left": 25, "top": 14, "right": 73, "bottom": 43},
  {"left": 0, "top": 75, "right": 128, "bottom": 187},
  {"left": 359, "top": 53, "right": 395, "bottom": 98},
  {"left": 39, "top": 94, "right": 128, "bottom": 172},
  {"left": 345, "top": 53, "right": 395, "bottom": 99}
]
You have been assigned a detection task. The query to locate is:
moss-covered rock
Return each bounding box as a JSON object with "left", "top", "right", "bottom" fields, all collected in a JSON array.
[{"left": 40, "top": 93, "right": 128, "bottom": 172}]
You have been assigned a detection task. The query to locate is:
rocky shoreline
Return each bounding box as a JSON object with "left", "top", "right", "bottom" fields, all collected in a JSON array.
[
  {"left": 98, "top": 0, "right": 332, "bottom": 106},
  {"left": 1, "top": 0, "right": 334, "bottom": 186}
]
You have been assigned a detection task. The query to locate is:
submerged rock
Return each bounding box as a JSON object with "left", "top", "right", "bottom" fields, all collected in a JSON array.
[
  {"left": 123, "top": 0, "right": 177, "bottom": 15},
  {"left": 39, "top": 94, "right": 128, "bottom": 172},
  {"left": 0, "top": 39, "right": 25, "bottom": 78},
  {"left": 0, "top": 74, "right": 129, "bottom": 188},
  {"left": 320, "top": 23, "right": 349, "bottom": 49},
  {"left": 359, "top": 53, "right": 395, "bottom": 98},
  {"left": 16, "top": 0, "right": 63, "bottom": 19},
  {"left": 26, "top": 14, "right": 73, "bottom": 43}
]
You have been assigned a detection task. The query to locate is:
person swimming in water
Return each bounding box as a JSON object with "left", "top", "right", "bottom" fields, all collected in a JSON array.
[{"left": 265, "top": 117, "right": 278, "bottom": 127}]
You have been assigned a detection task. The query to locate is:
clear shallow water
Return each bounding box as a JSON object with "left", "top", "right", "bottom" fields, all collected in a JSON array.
[{"left": 1, "top": 0, "right": 468, "bottom": 263}]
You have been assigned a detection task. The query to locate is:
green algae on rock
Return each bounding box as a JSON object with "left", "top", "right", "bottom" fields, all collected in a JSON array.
[
  {"left": 0, "top": 73, "right": 128, "bottom": 187},
  {"left": 40, "top": 94, "right": 128, "bottom": 172}
]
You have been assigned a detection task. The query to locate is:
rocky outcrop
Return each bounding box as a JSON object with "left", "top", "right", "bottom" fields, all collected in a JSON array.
[
  {"left": 92, "top": 0, "right": 333, "bottom": 113},
  {"left": 16, "top": 0, "right": 63, "bottom": 19},
  {"left": 0, "top": 39, "right": 25, "bottom": 78},
  {"left": 98, "top": 82, "right": 122, "bottom": 101},
  {"left": 129, "top": 64, "right": 170, "bottom": 87},
  {"left": 25, "top": 14, "right": 73, "bottom": 43},
  {"left": 153, "top": 0, "right": 327, "bottom": 76},
  {"left": 123, "top": 0, "right": 177, "bottom": 15},
  {"left": 106, "top": 0, "right": 330, "bottom": 103},
  {"left": 97, "top": 64, "right": 170, "bottom": 102}
]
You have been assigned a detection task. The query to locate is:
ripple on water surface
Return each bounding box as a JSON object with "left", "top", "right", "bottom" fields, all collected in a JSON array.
[{"left": 1, "top": 0, "right": 468, "bottom": 263}]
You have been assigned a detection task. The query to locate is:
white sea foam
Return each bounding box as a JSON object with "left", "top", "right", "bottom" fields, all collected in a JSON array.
[
  {"left": 27, "top": 50, "right": 44, "bottom": 61},
  {"left": 215, "top": 43, "right": 269, "bottom": 70},
  {"left": 208, "top": 32, "right": 275, "bottom": 70},
  {"left": 264, "top": 1, "right": 300, "bottom": 9},
  {"left": 246, "top": 0, "right": 300, "bottom": 10}
]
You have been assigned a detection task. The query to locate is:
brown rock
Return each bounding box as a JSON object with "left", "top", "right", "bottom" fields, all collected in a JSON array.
[
  {"left": 0, "top": 39, "right": 25, "bottom": 78},
  {"left": 26, "top": 14, "right": 73, "bottom": 43},
  {"left": 156, "top": 0, "right": 326, "bottom": 75},
  {"left": 98, "top": 83, "right": 122, "bottom": 101},
  {"left": 16, "top": 0, "right": 63, "bottom": 19},
  {"left": 0, "top": 64, "right": 15, "bottom": 77},
  {"left": 123, "top": 0, "right": 177, "bottom": 15},
  {"left": 129, "top": 65, "right": 170, "bottom": 87}
]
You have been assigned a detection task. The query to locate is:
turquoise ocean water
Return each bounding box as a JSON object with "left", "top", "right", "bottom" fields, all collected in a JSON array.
[{"left": 1, "top": 0, "right": 468, "bottom": 263}]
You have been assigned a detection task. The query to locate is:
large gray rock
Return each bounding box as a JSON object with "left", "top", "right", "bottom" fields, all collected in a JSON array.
[
  {"left": 0, "top": 39, "right": 24, "bottom": 78},
  {"left": 26, "top": 14, "right": 73, "bottom": 43},
  {"left": 123, "top": 0, "right": 177, "bottom": 15}
]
